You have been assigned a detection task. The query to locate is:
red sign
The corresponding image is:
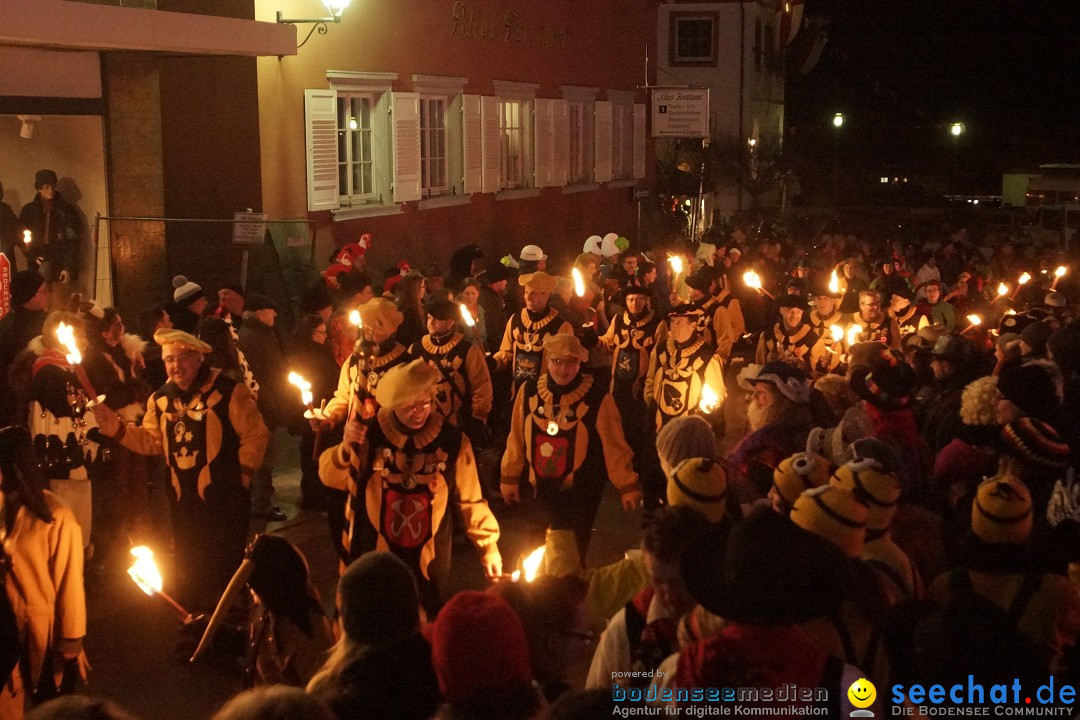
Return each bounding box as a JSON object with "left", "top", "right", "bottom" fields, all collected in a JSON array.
[{"left": 0, "top": 253, "right": 10, "bottom": 320}]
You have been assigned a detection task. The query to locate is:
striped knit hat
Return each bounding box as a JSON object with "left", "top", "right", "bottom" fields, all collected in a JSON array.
[
  {"left": 668, "top": 457, "right": 728, "bottom": 524},
  {"left": 830, "top": 458, "right": 901, "bottom": 532},
  {"left": 999, "top": 418, "right": 1070, "bottom": 474},
  {"left": 772, "top": 452, "right": 832, "bottom": 506},
  {"left": 790, "top": 485, "right": 868, "bottom": 557},
  {"left": 971, "top": 475, "right": 1033, "bottom": 544}
]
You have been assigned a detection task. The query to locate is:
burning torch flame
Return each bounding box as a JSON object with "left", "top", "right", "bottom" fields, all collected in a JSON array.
[
  {"left": 1053, "top": 265, "right": 1068, "bottom": 289},
  {"left": 459, "top": 303, "right": 476, "bottom": 328},
  {"left": 348, "top": 309, "right": 362, "bottom": 327},
  {"left": 56, "top": 321, "right": 81, "bottom": 365},
  {"left": 829, "top": 270, "right": 840, "bottom": 295},
  {"left": 128, "top": 546, "right": 163, "bottom": 596},
  {"left": 668, "top": 255, "right": 684, "bottom": 276},
  {"left": 829, "top": 324, "right": 844, "bottom": 343},
  {"left": 571, "top": 267, "right": 586, "bottom": 298},
  {"left": 22, "top": 230, "right": 31, "bottom": 246},
  {"left": 743, "top": 271, "right": 762, "bottom": 290},
  {"left": 996, "top": 282, "right": 1008, "bottom": 297},
  {"left": 1018, "top": 272, "right": 1031, "bottom": 286},
  {"left": 967, "top": 314, "right": 982, "bottom": 326},
  {"left": 521, "top": 545, "right": 546, "bottom": 583},
  {"left": 699, "top": 384, "right": 720, "bottom": 414},
  {"left": 288, "top": 372, "right": 313, "bottom": 407},
  {"left": 847, "top": 324, "right": 863, "bottom": 347}
]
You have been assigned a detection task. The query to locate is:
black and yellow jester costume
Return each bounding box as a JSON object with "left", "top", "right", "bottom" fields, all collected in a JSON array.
[
  {"left": 493, "top": 271, "right": 573, "bottom": 394},
  {"left": 644, "top": 306, "right": 726, "bottom": 432},
  {"left": 320, "top": 359, "right": 500, "bottom": 612},
  {"left": 410, "top": 300, "right": 492, "bottom": 431}
]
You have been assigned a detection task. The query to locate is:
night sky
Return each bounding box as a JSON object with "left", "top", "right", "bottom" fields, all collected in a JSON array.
[{"left": 784, "top": 0, "right": 1080, "bottom": 193}]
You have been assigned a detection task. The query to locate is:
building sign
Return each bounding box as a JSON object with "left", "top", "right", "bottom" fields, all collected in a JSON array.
[
  {"left": 0, "top": 253, "right": 10, "bottom": 320},
  {"left": 232, "top": 211, "right": 267, "bottom": 245},
  {"left": 651, "top": 88, "right": 710, "bottom": 139},
  {"left": 451, "top": 2, "right": 566, "bottom": 48}
]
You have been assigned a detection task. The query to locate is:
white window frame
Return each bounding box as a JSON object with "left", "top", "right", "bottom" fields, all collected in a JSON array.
[
  {"left": 492, "top": 80, "right": 539, "bottom": 197},
  {"left": 412, "top": 75, "right": 466, "bottom": 207},
  {"left": 608, "top": 90, "right": 636, "bottom": 182},
  {"left": 337, "top": 93, "right": 377, "bottom": 202},
  {"left": 419, "top": 96, "right": 449, "bottom": 197},
  {"left": 322, "top": 71, "right": 400, "bottom": 219},
  {"left": 562, "top": 85, "right": 597, "bottom": 187},
  {"left": 499, "top": 98, "right": 525, "bottom": 189}
]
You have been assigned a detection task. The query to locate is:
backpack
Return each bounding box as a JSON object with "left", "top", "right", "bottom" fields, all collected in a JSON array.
[{"left": 887, "top": 569, "right": 1049, "bottom": 691}]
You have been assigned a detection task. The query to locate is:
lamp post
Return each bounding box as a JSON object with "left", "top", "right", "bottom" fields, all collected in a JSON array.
[
  {"left": 949, "top": 121, "right": 965, "bottom": 194},
  {"left": 277, "top": 0, "right": 350, "bottom": 48},
  {"left": 831, "top": 112, "right": 844, "bottom": 211}
]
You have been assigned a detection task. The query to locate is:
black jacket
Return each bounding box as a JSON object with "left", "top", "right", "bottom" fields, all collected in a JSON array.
[
  {"left": 237, "top": 315, "right": 288, "bottom": 427},
  {"left": 18, "top": 192, "right": 82, "bottom": 280}
]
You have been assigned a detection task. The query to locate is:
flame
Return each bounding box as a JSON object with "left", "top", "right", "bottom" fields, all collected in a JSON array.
[
  {"left": 55, "top": 321, "right": 81, "bottom": 365},
  {"left": 1006, "top": 308, "right": 1017, "bottom": 315},
  {"left": 699, "top": 384, "right": 720, "bottom": 414},
  {"left": 828, "top": 270, "right": 839, "bottom": 295},
  {"left": 668, "top": 255, "right": 683, "bottom": 276},
  {"left": 1017, "top": 272, "right": 1031, "bottom": 285},
  {"left": 459, "top": 303, "right": 476, "bottom": 328},
  {"left": 348, "top": 309, "right": 362, "bottom": 327},
  {"left": 522, "top": 545, "right": 546, "bottom": 583},
  {"left": 847, "top": 324, "right": 863, "bottom": 347},
  {"left": 128, "top": 546, "right": 163, "bottom": 596},
  {"left": 288, "top": 372, "right": 313, "bottom": 407},
  {"left": 1055, "top": 266, "right": 1067, "bottom": 278},
  {"left": 829, "top": 324, "right": 844, "bottom": 343},
  {"left": 571, "top": 267, "right": 586, "bottom": 297},
  {"left": 742, "top": 271, "right": 762, "bottom": 290},
  {"left": 22, "top": 230, "right": 31, "bottom": 246},
  {"left": 966, "top": 314, "right": 982, "bottom": 326},
  {"left": 996, "top": 282, "right": 1008, "bottom": 297}
]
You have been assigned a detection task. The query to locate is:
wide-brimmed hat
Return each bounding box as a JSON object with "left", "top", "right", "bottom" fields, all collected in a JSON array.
[
  {"left": 374, "top": 359, "right": 440, "bottom": 410},
  {"left": 849, "top": 357, "right": 916, "bottom": 411},
  {"left": 518, "top": 271, "right": 559, "bottom": 293},
  {"left": 737, "top": 362, "right": 812, "bottom": 404}
]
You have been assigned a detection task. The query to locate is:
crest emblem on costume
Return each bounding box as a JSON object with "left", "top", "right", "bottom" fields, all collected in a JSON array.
[
  {"left": 383, "top": 487, "right": 432, "bottom": 549},
  {"left": 533, "top": 433, "right": 569, "bottom": 480}
]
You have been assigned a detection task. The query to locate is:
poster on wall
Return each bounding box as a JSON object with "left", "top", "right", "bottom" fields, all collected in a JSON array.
[
  {"left": 0, "top": 253, "right": 10, "bottom": 320},
  {"left": 651, "top": 88, "right": 710, "bottom": 139}
]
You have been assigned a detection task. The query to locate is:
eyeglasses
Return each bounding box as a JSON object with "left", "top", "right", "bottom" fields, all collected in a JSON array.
[
  {"left": 402, "top": 399, "right": 432, "bottom": 413},
  {"left": 549, "top": 357, "right": 581, "bottom": 367}
]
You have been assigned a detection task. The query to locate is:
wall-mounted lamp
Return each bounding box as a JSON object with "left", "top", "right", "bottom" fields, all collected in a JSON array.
[
  {"left": 277, "top": 1, "right": 350, "bottom": 48},
  {"left": 17, "top": 115, "right": 41, "bottom": 139}
]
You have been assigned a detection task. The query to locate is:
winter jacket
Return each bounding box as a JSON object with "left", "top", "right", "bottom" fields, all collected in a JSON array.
[
  {"left": 237, "top": 314, "right": 289, "bottom": 427},
  {"left": 17, "top": 192, "right": 82, "bottom": 280}
]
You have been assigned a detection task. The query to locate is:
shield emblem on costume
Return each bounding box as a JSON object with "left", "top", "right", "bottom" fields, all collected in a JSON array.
[
  {"left": 514, "top": 350, "right": 542, "bottom": 383},
  {"left": 532, "top": 433, "right": 569, "bottom": 480},
  {"left": 382, "top": 486, "right": 432, "bottom": 550},
  {"left": 615, "top": 349, "right": 639, "bottom": 381},
  {"left": 660, "top": 381, "right": 687, "bottom": 415}
]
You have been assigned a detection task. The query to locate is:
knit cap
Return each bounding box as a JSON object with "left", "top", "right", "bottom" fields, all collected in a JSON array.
[
  {"left": 772, "top": 452, "right": 832, "bottom": 506},
  {"left": 430, "top": 590, "right": 531, "bottom": 705},
  {"left": 338, "top": 552, "right": 420, "bottom": 645},
  {"left": 656, "top": 415, "right": 717, "bottom": 475},
  {"left": 790, "top": 485, "right": 868, "bottom": 557},
  {"left": 172, "top": 275, "right": 204, "bottom": 306},
  {"left": 999, "top": 418, "right": 1070, "bottom": 474},
  {"left": 668, "top": 457, "right": 728, "bottom": 524},
  {"left": 971, "top": 475, "right": 1033, "bottom": 544},
  {"left": 1020, "top": 321, "right": 1053, "bottom": 355},
  {"left": 830, "top": 458, "right": 901, "bottom": 531}
]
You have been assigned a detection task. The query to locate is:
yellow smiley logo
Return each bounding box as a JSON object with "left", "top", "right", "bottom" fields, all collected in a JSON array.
[{"left": 847, "top": 677, "right": 876, "bottom": 709}]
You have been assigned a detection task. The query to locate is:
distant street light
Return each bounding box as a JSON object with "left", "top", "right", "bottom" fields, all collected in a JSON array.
[
  {"left": 949, "top": 121, "right": 965, "bottom": 193},
  {"left": 832, "top": 113, "right": 845, "bottom": 210},
  {"left": 950, "top": 122, "right": 965, "bottom": 137},
  {"left": 833, "top": 113, "right": 845, "bottom": 128}
]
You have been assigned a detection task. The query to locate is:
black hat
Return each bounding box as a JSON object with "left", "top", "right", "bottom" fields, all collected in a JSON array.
[
  {"left": 424, "top": 296, "right": 457, "bottom": 321},
  {"left": 1020, "top": 321, "right": 1053, "bottom": 355},
  {"left": 681, "top": 509, "right": 846, "bottom": 625},
  {"left": 667, "top": 303, "right": 704, "bottom": 319},
  {"left": 34, "top": 169, "right": 58, "bottom": 189},
  {"left": 684, "top": 267, "right": 715, "bottom": 293},
  {"left": 481, "top": 263, "right": 510, "bottom": 284},
  {"left": 10, "top": 270, "right": 45, "bottom": 306},
  {"left": 930, "top": 334, "right": 972, "bottom": 364},
  {"left": 997, "top": 362, "right": 1060, "bottom": 422},
  {"left": 777, "top": 294, "right": 809, "bottom": 311},
  {"left": 246, "top": 294, "right": 279, "bottom": 312},
  {"left": 619, "top": 285, "right": 651, "bottom": 300},
  {"left": 850, "top": 356, "right": 916, "bottom": 410},
  {"left": 998, "top": 312, "right": 1036, "bottom": 336},
  {"left": 813, "top": 282, "right": 842, "bottom": 299}
]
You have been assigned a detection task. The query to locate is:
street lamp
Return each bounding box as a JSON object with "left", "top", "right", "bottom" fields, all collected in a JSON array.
[
  {"left": 277, "top": 0, "right": 350, "bottom": 47},
  {"left": 832, "top": 113, "right": 845, "bottom": 210},
  {"left": 949, "top": 121, "right": 965, "bottom": 194}
]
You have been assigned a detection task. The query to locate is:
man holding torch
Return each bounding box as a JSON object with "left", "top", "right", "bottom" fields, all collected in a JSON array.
[
  {"left": 493, "top": 271, "right": 573, "bottom": 398},
  {"left": 91, "top": 329, "right": 269, "bottom": 612},
  {"left": 319, "top": 358, "right": 502, "bottom": 613}
]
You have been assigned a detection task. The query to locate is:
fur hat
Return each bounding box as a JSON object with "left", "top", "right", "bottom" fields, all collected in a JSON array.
[
  {"left": 999, "top": 418, "right": 1070, "bottom": 474},
  {"left": 339, "top": 552, "right": 420, "bottom": 645},
  {"left": 830, "top": 458, "right": 901, "bottom": 531},
  {"left": 374, "top": 359, "right": 440, "bottom": 410},
  {"left": 668, "top": 457, "right": 728, "bottom": 524},
  {"left": 772, "top": 452, "right": 832, "bottom": 506},
  {"left": 971, "top": 475, "right": 1033, "bottom": 545},
  {"left": 517, "top": 271, "right": 559, "bottom": 293},
  {"left": 10, "top": 270, "right": 45, "bottom": 306},
  {"left": 790, "top": 485, "right": 868, "bottom": 557},
  {"left": 737, "top": 362, "right": 812, "bottom": 404},
  {"left": 543, "top": 333, "right": 587, "bottom": 362},
  {"left": 172, "top": 275, "right": 204, "bottom": 306},
  {"left": 153, "top": 328, "right": 212, "bottom": 353},
  {"left": 358, "top": 297, "right": 404, "bottom": 335},
  {"left": 655, "top": 415, "right": 717, "bottom": 476},
  {"left": 34, "top": 169, "right": 58, "bottom": 189},
  {"left": 430, "top": 591, "right": 532, "bottom": 705}
]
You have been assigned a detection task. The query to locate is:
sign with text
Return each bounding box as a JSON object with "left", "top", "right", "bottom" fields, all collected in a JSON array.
[
  {"left": 0, "top": 253, "right": 10, "bottom": 320},
  {"left": 232, "top": 212, "right": 268, "bottom": 246},
  {"left": 651, "top": 88, "right": 710, "bottom": 139}
]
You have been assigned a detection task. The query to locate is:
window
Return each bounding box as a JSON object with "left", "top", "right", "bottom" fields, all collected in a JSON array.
[
  {"left": 562, "top": 86, "right": 597, "bottom": 186},
  {"left": 568, "top": 102, "right": 586, "bottom": 183},
  {"left": 419, "top": 96, "right": 448, "bottom": 196},
  {"left": 670, "top": 12, "right": 719, "bottom": 67},
  {"left": 337, "top": 94, "right": 375, "bottom": 202},
  {"left": 499, "top": 99, "right": 524, "bottom": 189},
  {"left": 611, "top": 103, "right": 633, "bottom": 180}
]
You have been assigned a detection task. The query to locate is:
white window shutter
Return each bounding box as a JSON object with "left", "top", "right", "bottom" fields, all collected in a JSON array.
[
  {"left": 462, "top": 94, "right": 483, "bottom": 194},
  {"left": 533, "top": 98, "right": 553, "bottom": 188},
  {"left": 551, "top": 99, "right": 569, "bottom": 187},
  {"left": 480, "top": 96, "right": 501, "bottom": 193},
  {"left": 594, "top": 100, "right": 613, "bottom": 183},
  {"left": 391, "top": 92, "right": 422, "bottom": 203},
  {"left": 304, "top": 88, "right": 340, "bottom": 212},
  {"left": 633, "top": 103, "right": 647, "bottom": 180}
]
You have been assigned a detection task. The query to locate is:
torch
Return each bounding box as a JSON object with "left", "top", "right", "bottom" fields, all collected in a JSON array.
[
  {"left": 829, "top": 270, "right": 840, "bottom": 296},
  {"left": 668, "top": 255, "right": 685, "bottom": 302},
  {"left": 1052, "top": 266, "right": 1068, "bottom": 290},
  {"left": 960, "top": 314, "right": 982, "bottom": 335},
  {"left": 995, "top": 282, "right": 1009, "bottom": 301},
  {"left": 743, "top": 270, "right": 776, "bottom": 301},
  {"left": 1010, "top": 272, "right": 1031, "bottom": 301},
  {"left": 570, "top": 267, "right": 596, "bottom": 328},
  {"left": 507, "top": 545, "right": 546, "bottom": 583},
  {"left": 56, "top": 321, "right": 81, "bottom": 365},
  {"left": 459, "top": 303, "right": 482, "bottom": 344},
  {"left": 698, "top": 384, "right": 721, "bottom": 414},
  {"left": 846, "top": 324, "right": 863, "bottom": 348},
  {"left": 288, "top": 372, "right": 314, "bottom": 411},
  {"left": 825, "top": 324, "right": 844, "bottom": 354},
  {"left": 128, "top": 546, "right": 199, "bottom": 624}
]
